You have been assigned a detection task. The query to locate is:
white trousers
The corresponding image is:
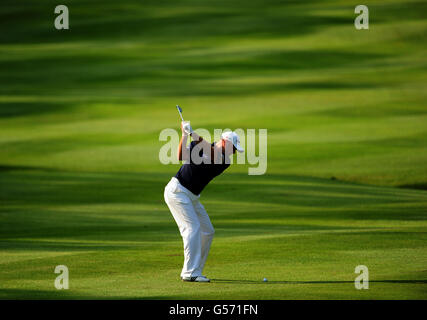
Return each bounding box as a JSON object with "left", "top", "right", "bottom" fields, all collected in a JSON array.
[{"left": 164, "top": 177, "right": 215, "bottom": 278}]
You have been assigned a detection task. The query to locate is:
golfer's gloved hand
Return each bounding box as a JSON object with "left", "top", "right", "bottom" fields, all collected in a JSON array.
[{"left": 181, "top": 121, "right": 193, "bottom": 136}]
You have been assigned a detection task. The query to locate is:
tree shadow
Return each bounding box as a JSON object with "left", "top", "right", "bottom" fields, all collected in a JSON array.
[
  {"left": 211, "top": 279, "right": 427, "bottom": 285},
  {"left": 0, "top": 102, "right": 74, "bottom": 118},
  {"left": 0, "top": 288, "right": 172, "bottom": 300},
  {"left": 400, "top": 183, "right": 427, "bottom": 191}
]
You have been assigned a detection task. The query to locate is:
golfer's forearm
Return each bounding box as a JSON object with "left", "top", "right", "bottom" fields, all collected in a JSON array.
[{"left": 178, "top": 135, "right": 188, "bottom": 161}]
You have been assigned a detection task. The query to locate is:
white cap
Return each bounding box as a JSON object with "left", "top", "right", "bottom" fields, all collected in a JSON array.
[{"left": 221, "top": 131, "right": 244, "bottom": 153}]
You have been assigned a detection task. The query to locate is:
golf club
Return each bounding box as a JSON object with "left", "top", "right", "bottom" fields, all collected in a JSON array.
[{"left": 176, "top": 105, "right": 184, "bottom": 122}]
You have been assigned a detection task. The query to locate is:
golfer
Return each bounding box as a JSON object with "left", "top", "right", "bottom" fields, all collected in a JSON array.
[{"left": 164, "top": 121, "right": 243, "bottom": 282}]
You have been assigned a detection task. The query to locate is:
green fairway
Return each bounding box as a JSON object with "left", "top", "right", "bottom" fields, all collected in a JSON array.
[{"left": 1, "top": 0, "right": 426, "bottom": 299}]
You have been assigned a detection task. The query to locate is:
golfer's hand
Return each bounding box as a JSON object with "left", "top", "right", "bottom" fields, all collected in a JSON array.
[{"left": 181, "top": 121, "right": 193, "bottom": 136}]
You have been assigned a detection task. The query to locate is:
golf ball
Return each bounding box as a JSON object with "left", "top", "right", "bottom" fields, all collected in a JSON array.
[{"left": 263, "top": 278, "right": 268, "bottom": 282}]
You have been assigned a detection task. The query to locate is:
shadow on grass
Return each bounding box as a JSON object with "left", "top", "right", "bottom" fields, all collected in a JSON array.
[
  {"left": 0, "top": 102, "right": 75, "bottom": 118},
  {"left": 400, "top": 183, "right": 427, "bottom": 191},
  {"left": 0, "top": 1, "right": 350, "bottom": 44},
  {"left": 0, "top": 165, "right": 58, "bottom": 172},
  {"left": 0, "top": 289, "right": 171, "bottom": 300},
  {"left": 211, "top": 279, "right": 427, "bottom": 285},
  {"left": 1, "top": 167, "right": 426, "bottom": 242}
]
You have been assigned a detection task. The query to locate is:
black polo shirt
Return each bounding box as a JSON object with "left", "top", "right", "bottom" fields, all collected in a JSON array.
[{"left": 175, "top": 141, "right": 230, "bottom": 195}]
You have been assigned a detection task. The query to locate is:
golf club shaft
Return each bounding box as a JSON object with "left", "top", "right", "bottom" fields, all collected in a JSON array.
[{"left": 176, "top": 105, "right": 184, "bottom": 122}]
